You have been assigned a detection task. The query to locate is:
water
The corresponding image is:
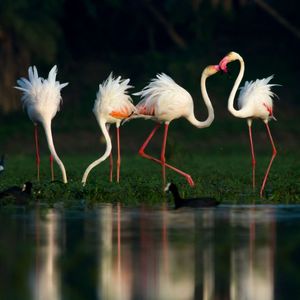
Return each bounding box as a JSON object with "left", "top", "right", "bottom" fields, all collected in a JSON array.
[{"left": 1, "top": 204, "right": 300, "bottom": 300}]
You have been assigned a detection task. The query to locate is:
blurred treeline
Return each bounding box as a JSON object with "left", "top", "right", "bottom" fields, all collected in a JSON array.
[{"left": 1, "top": 0, "right": 300, "bottom": 114}]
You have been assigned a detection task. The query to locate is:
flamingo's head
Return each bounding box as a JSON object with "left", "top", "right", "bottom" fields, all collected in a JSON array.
[
  {"left": 203, "top": 65, "right": 221, "bottom": 77},
  {"left": 219, "top": 51, "right": 242, "bottom": 73}
]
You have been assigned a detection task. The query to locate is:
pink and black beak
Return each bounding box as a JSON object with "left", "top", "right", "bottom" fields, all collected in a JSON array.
[{"left": 218, "top": 56, "right": 229, "bottom": 73}]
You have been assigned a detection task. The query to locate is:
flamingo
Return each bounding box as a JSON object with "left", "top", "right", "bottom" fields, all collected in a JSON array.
[
  {"left": 15, "top": 66, "right": 68, "bottom": 183},
  {"left": 218, "top": 51, "right": 279, "bottom": 197},
  {"left": 128, "top": 65, "right": 220, "bottom": 187},
  {"left": 81, "top": 73, "right": 135, "bottom": 185}
]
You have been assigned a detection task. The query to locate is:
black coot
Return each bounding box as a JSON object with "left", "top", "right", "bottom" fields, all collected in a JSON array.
[
  {"left": 0, "top": 182, "right": 32, "bottom": 205},
  {"left": 165, "top": 182, "right": 220, "bottom": 209}
]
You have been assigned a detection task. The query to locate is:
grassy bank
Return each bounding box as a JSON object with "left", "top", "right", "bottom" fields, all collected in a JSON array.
[{"left": 0, "top": 152, "right": 299, "bottom": 207}]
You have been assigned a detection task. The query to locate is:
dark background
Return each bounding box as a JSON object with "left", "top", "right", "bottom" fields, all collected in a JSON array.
[{"left": 1, "top": 0, "right": 299, "bottom": 155}]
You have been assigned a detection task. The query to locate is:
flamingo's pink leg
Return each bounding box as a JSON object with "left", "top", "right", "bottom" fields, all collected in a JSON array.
[
  {"left": 138, "top": 123, "right": 195, "bottom": 187},
  {"left": 109, "top": 152, "right": 113, "bottom": 182},
  {"left": 260, "top": 122, "right": 277, "bottom": 197},
  {"left": 50, "top": 154, "right": 54, "bottom": 181},
  {"left": 248, "top": 123, "right": 256, "bottom": 190},
  {"left": 34, "top": 125, "right": 40, "bottom": 181},
  {"left": 161, "top": 124, "right": 169, "bottom": 186},
  {"left": 139, "top": 123, "right": 161, "bottom": 154},
  {"left": 116, "top": 127, "right": 121, "bottom": 183}
]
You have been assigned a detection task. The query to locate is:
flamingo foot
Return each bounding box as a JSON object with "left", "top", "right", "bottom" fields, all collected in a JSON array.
[
  {"left": 259, "top": 189, "right": 264, "bottom": 198},
  {"left": 185, "top": 175, "right": 195, "bottom": 187}
]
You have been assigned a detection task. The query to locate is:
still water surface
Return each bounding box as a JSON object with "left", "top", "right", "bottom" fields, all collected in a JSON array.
[{"left": 1, "top": 204, "right": 300, "bottom": 300}]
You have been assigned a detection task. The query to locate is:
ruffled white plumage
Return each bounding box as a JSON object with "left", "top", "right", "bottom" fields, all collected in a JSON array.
[
  {"left": 15, "top": 65, "right": 68, "bottom": 122},
  {"left": 93, "top": 73, "right": 135, "bottom": 123},
  {"left": 219, "top": 51, "right": 279, "bottom": 197},
  {"left": 237, "top": 75, "right": 278, "bottom": 112},
  {"left": 82, "top": 73, "right": 135, "bottom": 184},
  {"left": 134, "top": 73, "right": 192, "bottom": 121},
  {"left": 15, "top": 65, "right": 68, "bottom": 183}
]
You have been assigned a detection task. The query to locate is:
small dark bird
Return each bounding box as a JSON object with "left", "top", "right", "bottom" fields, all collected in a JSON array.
[
  {"left": 0, "top": 182, "right": 32, "bottom": 205},
  {"left": 165, "top": 182, "right": 220, "bottom": 209},
  {"left": 0, "top": 154, "right": 4, "bottom": 174}
]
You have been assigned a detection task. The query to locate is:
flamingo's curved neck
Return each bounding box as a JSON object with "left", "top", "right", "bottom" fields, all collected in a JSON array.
[
  {"left": 43, "top": 120, "right": 68, "bottom": 183},
  {"left": 82, "top": 120, "right": 112, "bottom": 185},
  {"left": 187, "top": 72, "right": 214, "bottom": 128},
  {"left": 227, "top": 57, "right": 249, "bottom": 118}
]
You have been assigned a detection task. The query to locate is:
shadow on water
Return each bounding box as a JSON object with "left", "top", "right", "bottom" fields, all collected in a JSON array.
[{"left": 1, "top": 204, "right": 300, "bottom": 299}]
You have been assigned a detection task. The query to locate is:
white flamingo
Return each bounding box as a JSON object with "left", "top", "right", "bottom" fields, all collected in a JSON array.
[
  {"left": 82, "top": 73, "right": 136, "bottom": 185},
  {"left": 15, "top": 66, "right": 68, "bottom": 183},
  {"left": 219, "top": 51, "right": 279, "bottom": 197},
  {"left": 127, "top": 65, "right": 220, "bottom": 187}
]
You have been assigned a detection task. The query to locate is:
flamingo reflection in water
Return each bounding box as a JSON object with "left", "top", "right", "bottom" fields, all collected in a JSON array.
[
  {"left": 32, "top": 210, "right": 61, "bottom": 300},
  {"left": 229, "top": 206, "right": 276, "bottom": 300},
  {"left": 97, "top": 204, "right": 133, "bottom": 300}
]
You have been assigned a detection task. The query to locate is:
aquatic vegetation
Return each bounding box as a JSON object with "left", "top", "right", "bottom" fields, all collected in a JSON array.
[{"left": 0, "top": 153, "right": 299, "bottom": 207}]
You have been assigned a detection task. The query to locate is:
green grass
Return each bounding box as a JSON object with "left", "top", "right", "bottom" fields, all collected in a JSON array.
[
  {"left": 1, "top": 108, "right": 299, "bottom": 207},
  {"left": 0, "top": 151, "right": 299, "bottom": 207}
]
